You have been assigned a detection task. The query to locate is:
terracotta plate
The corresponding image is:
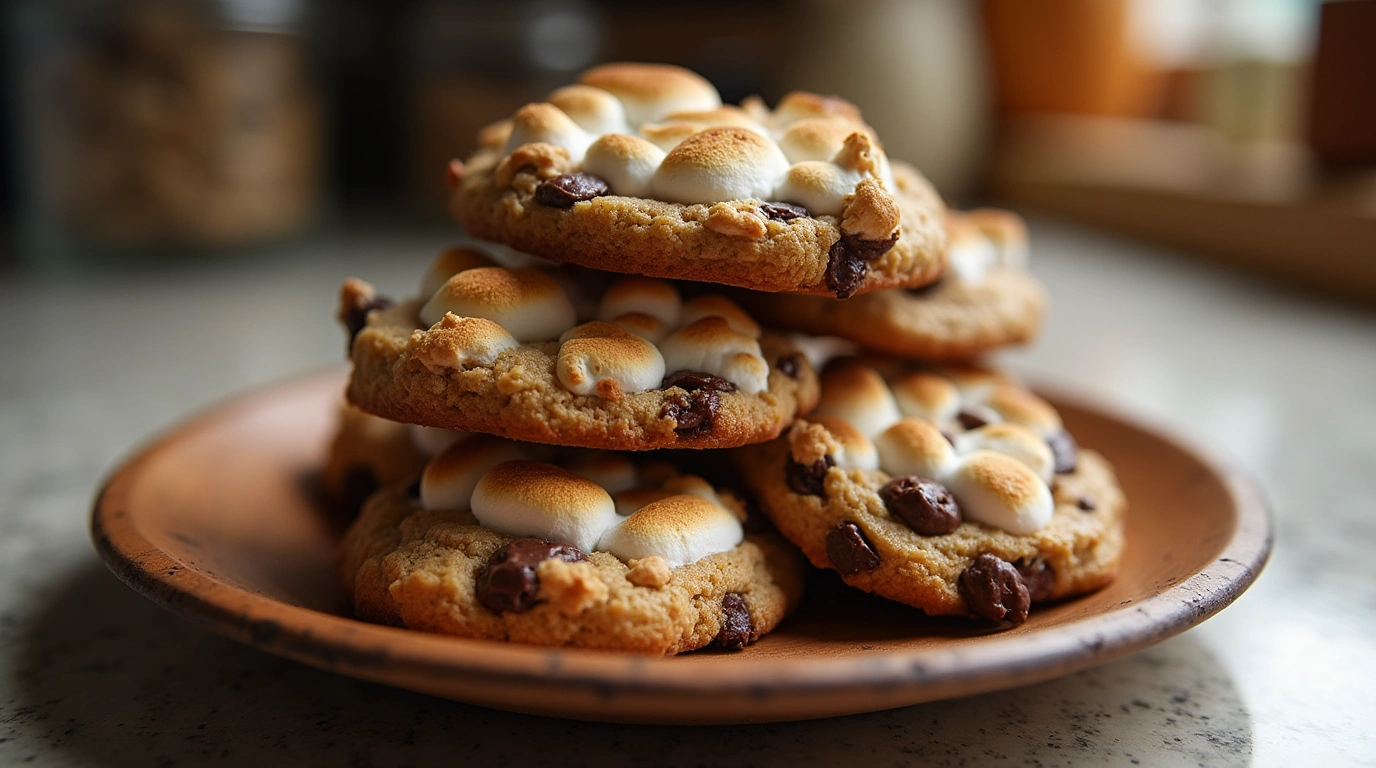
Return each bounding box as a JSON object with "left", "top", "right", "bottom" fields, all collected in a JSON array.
[{"left": 92, "top": 371, "right": 1271, "bottom": 724}]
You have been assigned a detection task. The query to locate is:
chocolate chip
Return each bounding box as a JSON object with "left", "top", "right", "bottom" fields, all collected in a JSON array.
[
  {"left": 775, "top": 352, "right": 804, "bottom": 379},
  {"left": 1076, "top": 495, "right": 1096, "bottom": 512},
  {"left": 534, "top": 172, "right": 608, "bottom": 208},
  {"left": 338, "top": 466, "right": 378, "bottom": 519},
  {"left": 475, "top": 538, "right": 587, "bottom": 614},
  {"left": 714, "top": 592, "right": 754, "bottom": 649},
  {"left": 827, "top": 522, "right": 881, "bottom": 575},
  {"left": 404, "top": 476, "right": 422, "bottom": 503},
  {"left": 760, "top": 201, "right": 809, "bottom": 221},
  {"left": 659, "top": 389, "right": 721, "bottom": 437},
  {"left": 1016, "top": 558, "right": 1056, "bottom": 603},
  {"left": 959, "top": 553, "right": 1031, "bottom": 624},
  {"left": 342, "top": 295, "right": 393, "bottom": 353},
  {"left": 957, "top": 405, "right": 999, "bottom": 431},
  {"left": 1047, "top": 430, "right": 1079, "bottom": 474},
  {"left": 785, "top": 454, "right": 834, "bottom": 497},
  {"left": 825, "top": 232, "right": 900, "bottom": 298},
  {"left": 662, "top": 370, "right": 737, "bottom": 393},
  {"left": 878, "top": 476, "right": 962, "bottom": 535}
]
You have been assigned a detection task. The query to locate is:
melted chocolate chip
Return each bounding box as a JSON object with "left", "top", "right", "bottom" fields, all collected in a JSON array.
[
  {"left": 878, "top": 476, "right": 962, "bottom": 535},
  {"left": 1016, "top": 559, "right": 1056, "bottom": 603},
  {"left": 957, "top": 405, "right": 998, "bottom": 431},
  {"left": 760, "top": 201, "right": 809, "bottom": 221},
  {"left": 785, "top": 454, "right": 834, "bottom": 497},
  {"left": 1047, "top": 430, "right": 1079, "bottom": 474},
  {"left": 775, "top": 352, "right": 804, "bottom": 379},
  {"left": 338, "top": 466, "right": 378, "bottom": 520},
  {"left": 1076, "top": 495, "right": 1097, "bottom": 512},
  {"left": 659, "top": 389, "right": 721, "bottom": 437},
  {"left": 534, "top": 172, "right": 609, "bottom": 208},
  {"left": 714, "top": 592, "right": 754, "bottom": 649},
  {"left": 827, "top": 522, "right": 881, "bottom": 575},
  {"left": 342, "top": 295, "right": 394, "bottom": 353},
  {"left": 475, "top": 538, "right": 587, "bottom": 614},
  {"left": 825, "top": 232, "right": 900, "bottom": 298},
  {"left": 959, "top": 553, "right": 1031, "bottom": 624},
  {"left": 662, "top": 370, "right": 737, "bottom": 393}
]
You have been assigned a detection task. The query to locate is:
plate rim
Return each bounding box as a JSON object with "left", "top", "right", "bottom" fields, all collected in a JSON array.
[{"left": 90, "top": 369, "right": 1273, "bottom": 700}]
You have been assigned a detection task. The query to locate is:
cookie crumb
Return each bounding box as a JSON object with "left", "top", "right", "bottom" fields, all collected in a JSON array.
[
  {"left": 536, "top": 558, "right": 609, "bottom": 615},
  {"left": 495, "top": 142, "right": 571, "bottom": 187},
  {"left": 704, "top": 202, "right": 768, "bottom": 239},
  {"left": 626, "top": 556, "right": 673, "bottom": 588}
]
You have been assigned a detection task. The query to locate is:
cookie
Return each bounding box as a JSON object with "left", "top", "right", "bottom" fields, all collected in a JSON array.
[
  {"left": 738, "top": 360, "right": 1125, "bottom": 625},
  {"left": 338, "top": 435, "right": 806, "bottom": 654},
  {"left": 340, "top": 246, "right": 819, "bottom": 450},
  {"left": 742, "top": 209, "right": 1047, "bottom": 359},
  {"left": 320, "top": 405, "right": 462, "bottom": 518},
  {"left": 447, "top": 62, "right": 948, "bottom": 298}
]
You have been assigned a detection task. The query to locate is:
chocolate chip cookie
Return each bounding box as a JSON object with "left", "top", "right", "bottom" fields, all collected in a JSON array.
[
  {"left": 743, "top": 209, "right": 1048, "bottom": 359},
  {"left": 338, "top": 437, "right": 806, "bottom": 655},
  {"left": 340, "top": 249, "right": 819, "bottom": 450},
  {"left": 447, "top": 62, "right": 947, "bottom": 297},
  {"left": 737, "top": 360, "right": 1126, "bottom": 625}
]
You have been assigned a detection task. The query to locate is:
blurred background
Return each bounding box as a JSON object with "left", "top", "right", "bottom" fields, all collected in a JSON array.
[{"left": 2, "top": 0, "right": 1372, "bottom": 300}]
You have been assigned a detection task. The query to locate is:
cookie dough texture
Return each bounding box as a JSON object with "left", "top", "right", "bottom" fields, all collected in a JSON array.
[
  {"left": 739, "top": 433, "right": 1125, "bottom": 619},
  {"left": 339, "top": 486, "right": 806, "bottom": 655},
  {"left": 743, "top": 267, "right": 1047, "bottom": 360},
  {"left": 452, "top": 153, "right": 947, "bottom": 296},
  {"left": 346, "top": 297, "right": 819, "bottom": 450}
]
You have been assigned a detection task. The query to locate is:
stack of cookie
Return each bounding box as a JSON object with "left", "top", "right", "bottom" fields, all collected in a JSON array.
[{"left": 328, "top": 63, "right": 1126, "bottom": 655}]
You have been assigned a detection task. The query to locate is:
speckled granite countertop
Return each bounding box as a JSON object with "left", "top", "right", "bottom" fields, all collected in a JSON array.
[{"left": 2, "top": 218, "right": 1372, "bottom": 766}]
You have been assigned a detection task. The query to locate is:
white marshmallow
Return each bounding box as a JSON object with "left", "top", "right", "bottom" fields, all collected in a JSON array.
[
  {"left": 596, "top": 277, "right": 681, "bottom": 327},
  {"left": 420, "top": 435, "right": 526, "bottom": 511},
  {"left": 652, "top": 127, "right": 791, "bottom": 204},
  {"left": 945, "top": 452, "right": 1054, "bottom": 535},
  {"left": 581, "top": 133, "right": 666, "bottom": 197},
  {"left": 565, "top": 452, "right": 639, "bottom": 495},
  {"left": 556, "top": 322, "right": 666, "bottom": 398},
  {"left": 659, "top": 317, "right": 768, "bottom": 394},
  {"left": 874, "top": 418, "right": 959, "bottom": 480},
  {"left": 503, "top": 103, "right": 593, "bottom": 164},
  {"left": 679, "top": 295, "right": 760, "bottom": 338},
  {"left": 810, "top": 417, "right": 879, "bottom": 471},
  {"left": 954, "top": 424, "right": 1055, "bottom": 483},
  {"left": 813, "top": 365, "right": 902, "bottom": 438},
  {"left": 471, "top": 461, "right": 620, "bottom": 552},
  {"left": 420, "top": 247, "right": 495, "bottom": 299},
  {"left": 786, "top": 334, "right": 859, "bottom": 371},
  {"left": 613, "top": 487, "right": 674, "bottom": 518},
  {"left": 611, "top": 312, "right": 671, "bottom": 344},
  {"left": 772, "top": 161, "right": 862, "bottom": 217},
  {"left": 420, "top": 267, "right": 577, "bottom": 343},
  {"left": 415, "top": 315, "right": 520, "bottom": 370},
  {"left": 776, "top": 118, "right": 861, "bottom": 164},
  {"left": 597, "top": 494, "right": 743, "bottom": 568},
  {"left": 547, "top": 85, "right": 628, "bottom": 135},
  {"left": 579, "top": 62, "right": 721, "bottom": 126},
  {"left": 947, "top": 228, "right": 999, "bottom": 285},
  {"left": 890, "top": 372, "right": 962, "bottom": 424},
  {"left": 661, "top": 474, "right": 725, "bottom": 507},
  {"left": 409, "top": 425, "right": 465, "bottom": 458}
]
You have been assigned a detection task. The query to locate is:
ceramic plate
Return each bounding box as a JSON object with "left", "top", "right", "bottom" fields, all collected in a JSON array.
[{"left": 92, "top": 371, "right": 1271, "bottom": 724}]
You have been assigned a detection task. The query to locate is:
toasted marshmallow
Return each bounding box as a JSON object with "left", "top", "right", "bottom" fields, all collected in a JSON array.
[
  {"left": 596, "top": 277, "right": 681, "bottom": 327},
  {"left": 471, "top": 461, "right": 619, "bottom": 552},
  {"left": 661, "top": 474, "right": 724, "bottom": 507},
  {"left": 597, "top": 494, "right": 743, "bottom": 568},
  {"left": 548, "top": 84, "right": 628, "bottom": 135},
  {"left": 941, "top": 366, "right": 1007, "bottom": 400},
  {"left": 874, "top": 418, "right": 959, "bottom": 479},
  {"left": 581, "top": 133, "right": 666, "bottom": 198},
  {"left": 579, "top": 62, "right": 721, "bottom": 126},
  {"left": 810, "top": 416, "right": 879, "bottom": 471},
  {"left": 412, "top": 315, "right": 520, "bottom": 371},
  {"left": 420, "top": 435, "right": 526, "bottom": 511},
  {"left": 945, "top": 451, "right": 1054, "bottom": 535},
  {"left": 787, "top": 333, "right": 859, "bottom": 370},
  {"left": 985, "top": 385, "right": 1062, "bottom": 437},
  {"left": 565, "top": 452, "right": 639, "bottom": 495},
  {"left": 772, "top": 91, "right": 864, "bottom": 126},
  {"left": 777, "top": 118, "right": 862, "bottom": 164},
  {"left": 652, "top": 127, "right": 791, "bottom": 204},
  {"left": 420, "top": 247, "right": 496, "bottom": 298},
  {"left": 890, "top": 372, "right": 962, "bottom": 424},
  {"left": 813, "top": 364, "right": 902, "bottom": 437},
  {"left": 662, "top": 106, "right": 764, "bottom": 133},
  {"left": 504, "top": 103, "right": 593, "bottom": 164},
  {"left": 556, "top": 321, "right": 666, "bottom": 399},
  {"left": 659, "top": 317, "right": 768, "bottom": 394},
  {"left": 637, "top": 122, "right": 705, "bottom": 152},
  {"left": 613, "top": 486, "right": 674, "bottom": 517},
  {"left": 420, "top": 267, "right": 576, "bottom": 342},
  {"left": 772, "top": 161, "right": 862, "bottom": 217},
  {"left": 409, "top": 425, "right": 465, "bottom": 457},
  {"left": 955, "top": 423, "right": 1055, "bottom": 483},
  {"left": 966, "top": 208, "right": 1029, "bottom": 269},
  {"left": 679, "top": 294, "right": 760, "bottom": 338},
  {"left": 611, "top": 312, "right": 671, "bottom": 344},
  {"left": 946, "top": 215, "right": 999, "bottom": 285}
]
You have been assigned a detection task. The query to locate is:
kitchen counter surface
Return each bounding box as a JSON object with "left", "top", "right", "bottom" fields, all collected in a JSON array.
[{"left": 2, "top": 217, "right": 1372, "bottom": 766}]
